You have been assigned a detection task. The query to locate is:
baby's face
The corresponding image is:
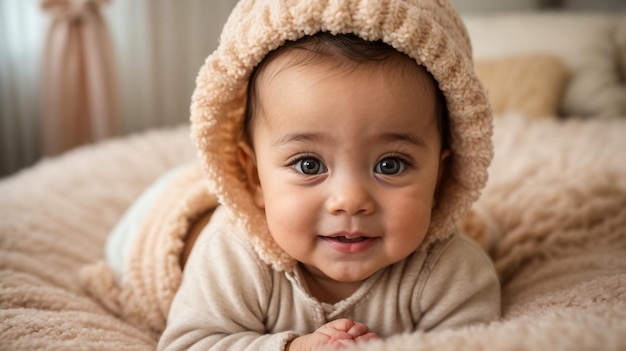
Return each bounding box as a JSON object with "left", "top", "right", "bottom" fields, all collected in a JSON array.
[{"left": 241, "top": 53, "right": 448, "bottom": 290}]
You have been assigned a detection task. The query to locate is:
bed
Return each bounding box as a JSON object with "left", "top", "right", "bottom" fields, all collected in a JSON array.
[{"left": 1, "top": 12, "right": 625, "bottom": 350}]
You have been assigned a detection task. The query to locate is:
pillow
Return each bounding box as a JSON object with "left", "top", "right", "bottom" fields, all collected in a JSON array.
[
  {"left": 475, "top": 54, "right": 570, "bottom": 118},
  {"left": 464, "top": 13, "right": 626, "bottom": 118}
]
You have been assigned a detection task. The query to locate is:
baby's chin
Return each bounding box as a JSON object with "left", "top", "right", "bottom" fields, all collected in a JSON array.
[{"left": 300, "top": 260, "right": 385, "bottom": 284}]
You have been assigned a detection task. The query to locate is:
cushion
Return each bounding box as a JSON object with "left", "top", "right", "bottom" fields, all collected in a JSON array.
[{"left": 475, "top": 54, "right": 570, "bottom": 117}]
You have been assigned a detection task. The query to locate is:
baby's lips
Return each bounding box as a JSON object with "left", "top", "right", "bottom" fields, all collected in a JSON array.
[{"left": 326, "top": 230, "right": 371, "bottom": 240}]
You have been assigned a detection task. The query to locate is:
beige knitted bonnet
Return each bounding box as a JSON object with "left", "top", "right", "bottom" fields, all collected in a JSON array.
[{"left": 190, "top": 0, "right": 493, "bottom": 271}]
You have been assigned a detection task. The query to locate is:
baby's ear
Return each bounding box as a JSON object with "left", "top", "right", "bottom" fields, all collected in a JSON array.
[{"left": 237, "top": 142, "right": 265, "bottom": 209}]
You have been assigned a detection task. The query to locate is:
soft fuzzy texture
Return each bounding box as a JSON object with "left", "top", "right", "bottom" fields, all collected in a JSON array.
[
  {"left": 191, "top": 0, "right": 493, "bottom": 272},
  {"left": 0, "top": 126, "right": 195, "bottom": 350},
  {"left": 2, "top": 115, "right": 625, "bottom": 350}
]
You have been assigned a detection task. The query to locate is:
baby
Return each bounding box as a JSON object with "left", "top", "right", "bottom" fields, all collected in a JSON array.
[{"left": 106, "top": 1, "right": 501, "bottom": 350}]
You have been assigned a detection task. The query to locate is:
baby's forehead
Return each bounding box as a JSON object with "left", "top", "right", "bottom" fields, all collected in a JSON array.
[
  {"left": 257, "top": 46, "right": 437, "bottom": 95},
  {"left": 258, "top": 56, "right": 440, "bottom": 126}
]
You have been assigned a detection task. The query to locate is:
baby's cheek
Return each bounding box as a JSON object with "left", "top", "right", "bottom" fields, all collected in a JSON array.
[
  {"left": 388, "top": 199, "right": 432, "bottom": 240},
  {"left": 265, "top": 196, "right": 305, "bottom": 233}
]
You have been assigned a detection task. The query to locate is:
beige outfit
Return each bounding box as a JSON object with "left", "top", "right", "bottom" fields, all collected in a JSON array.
[{"left": 158, "top": 207, "right": 500, "bottom": 350}]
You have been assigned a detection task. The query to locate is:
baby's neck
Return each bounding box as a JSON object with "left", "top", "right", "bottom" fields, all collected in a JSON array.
[{"left": 298, "top": 264, "right": 364, "bottom": 304}]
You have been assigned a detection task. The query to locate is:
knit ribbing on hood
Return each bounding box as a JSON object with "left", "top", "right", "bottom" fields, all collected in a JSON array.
[{"left": 190, "top": 0, "right": 493, "bottom": 272}]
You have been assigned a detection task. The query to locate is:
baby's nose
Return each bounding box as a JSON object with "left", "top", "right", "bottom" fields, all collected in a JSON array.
[{"left": 325, "top": 176, "right": 375, "bottom": 216}]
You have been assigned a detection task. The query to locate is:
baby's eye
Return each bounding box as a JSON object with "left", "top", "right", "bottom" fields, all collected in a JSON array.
[
  {"left": 374, "top": 157, "right": 406, "bottom": 175},
  {"left": 294, "top": 157, "right": 327, "bottom": 175}
]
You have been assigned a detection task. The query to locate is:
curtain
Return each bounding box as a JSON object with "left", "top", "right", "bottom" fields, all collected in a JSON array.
[
  {"left": 0, "top": 0, "right": 48, "bottom": 177},
  {"left": 103, "top": 0, "right": 238, "bottom": 133},
  {"left": 40, "top": 0, "right": 119, "bottom": 156},
  {"left": 0, "top": 0, "right": 237, "bottom": 177}
]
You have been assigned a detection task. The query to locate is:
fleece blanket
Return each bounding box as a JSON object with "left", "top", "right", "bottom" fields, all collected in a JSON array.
[{"left": 1, "top": 115, "right": 625, "bottom": 350}]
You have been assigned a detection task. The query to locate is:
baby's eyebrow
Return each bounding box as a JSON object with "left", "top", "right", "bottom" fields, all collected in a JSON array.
[
  {"left": 271, "top": 132, "right": 323, "bottom": 147},
  {"left": 380, "top": 132, "right": 428, "bottom": 149},
  {"left": 271, "top": 132, "right": 428, "bottom": 148}
]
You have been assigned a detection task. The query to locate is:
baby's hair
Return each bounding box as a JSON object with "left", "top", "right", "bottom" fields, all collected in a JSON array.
[{"left": 243, "top": 32, "right": 449, "bottom": 150}]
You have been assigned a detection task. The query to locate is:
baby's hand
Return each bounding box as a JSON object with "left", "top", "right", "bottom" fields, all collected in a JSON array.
[{"left": 286, "top": 319, "right": 377, "bottom": 351}]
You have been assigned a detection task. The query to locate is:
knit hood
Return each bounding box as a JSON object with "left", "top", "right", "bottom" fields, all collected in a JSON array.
[{"left": 190, "top": 0, "right": 493, "bottom": 272}]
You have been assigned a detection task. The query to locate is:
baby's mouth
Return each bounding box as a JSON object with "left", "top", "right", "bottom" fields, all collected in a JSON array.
[
  {"left": 321, "top": 234, "right": 376, "bottom": 254},
  {"left": 331, "top": 236, "right": 369, "bottom": 243}
]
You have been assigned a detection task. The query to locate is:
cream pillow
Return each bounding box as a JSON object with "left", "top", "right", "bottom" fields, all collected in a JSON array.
[{"left": 475, "top": 54, "right": 570, "bottom": 118}]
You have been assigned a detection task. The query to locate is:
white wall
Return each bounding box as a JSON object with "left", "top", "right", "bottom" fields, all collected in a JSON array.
[
  {"left": 449, "top": 0, "right": 626, "bottom": 13},
  {"left": 449, "top": 0, "right": 539, "bottom": 13}
]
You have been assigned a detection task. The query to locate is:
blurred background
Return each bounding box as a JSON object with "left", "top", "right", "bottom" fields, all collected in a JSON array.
[{"left": 0, "top": 0, "right": 624, "bottom": 178}]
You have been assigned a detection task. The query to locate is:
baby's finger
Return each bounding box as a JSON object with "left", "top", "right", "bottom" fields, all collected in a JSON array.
[
  {"left": 316, "top": 320, "right": 353, "bottom": 341},
  {"left": 346, "top": 322, "right": 372, "bottom": 338},
  {"left": 326, "top": 318, "right": 356, "bottom": 332}
]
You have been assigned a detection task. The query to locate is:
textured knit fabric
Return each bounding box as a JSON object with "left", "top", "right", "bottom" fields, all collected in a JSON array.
[
  {"left": 191, "top": 0, "right": 493, "bottom": 271},
  {"left": 158, "top": 207, "right": 500, "bottom": 350}
]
